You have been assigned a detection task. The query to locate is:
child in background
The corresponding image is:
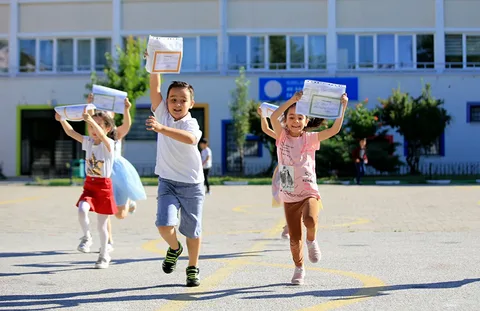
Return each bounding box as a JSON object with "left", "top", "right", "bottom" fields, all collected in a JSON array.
[
  {"left": 56, "top": 110, "right": 118, "bottom": 269},
  {"left": 270, "top": 91, "right": 348, "bottom": 285},
  {"left": 353, "top": 138, "right": 368, "bottom": 185},
  {"left": 87, "top": 94, "right": 147, "bottom": 252},
  {"left": 199, "top": 138, "right": 212, "bottom": 194},
  {"left": 145, "top": 55, "right": 205, "bottom": 287}
]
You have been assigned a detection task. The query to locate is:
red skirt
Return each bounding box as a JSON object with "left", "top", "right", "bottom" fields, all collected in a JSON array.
[{"left": 76, "top": 176, "right": 118, "bottom": 215}]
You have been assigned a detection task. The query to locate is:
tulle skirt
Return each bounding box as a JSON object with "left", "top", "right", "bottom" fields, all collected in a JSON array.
[
  {"left": 272, "top": 165, "right": 282, "bottom": 208},
  {"left": 111, "top": 156, "right": 147, "bottom": 206}
]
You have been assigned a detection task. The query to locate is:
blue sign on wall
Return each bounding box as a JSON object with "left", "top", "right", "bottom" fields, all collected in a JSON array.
[{"left": 259, "top": 77, "right": 359, "bottom": 102}]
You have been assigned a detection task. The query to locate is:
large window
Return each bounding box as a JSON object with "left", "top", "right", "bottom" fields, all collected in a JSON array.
[
  {"left": 227, "top": 34, "right": 327, "bottom": 71},
  {"left": 0, "top": 40, "right": 8, "bottom": 73},
  {"left": 127, "top": 107, "right": 157, "bottom": 141},
  {"left": 336, "top": 33, "right": 434, "bottom": 70},
  {"left": 18, "top": 37, "right": 111, "bottom": 73},
  {"left": 444, "top": 34, "right": 480, "bottom": 69}
]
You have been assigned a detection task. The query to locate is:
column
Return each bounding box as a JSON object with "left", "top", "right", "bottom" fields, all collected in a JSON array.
[
  {"left": 9, "top": 0, "right": 18, "bottom": 77},
  {"left": 327, "top": 0, "right": 337, "bottom": 74},
  {"left": 112, "top": 0, "right": 122, "bottom": 54},
  {"left": 219, "top": 0, "right": 228, "bottom": 74},
  {"left": 435, "top": 0, "right": 445, "bottom": 72}
]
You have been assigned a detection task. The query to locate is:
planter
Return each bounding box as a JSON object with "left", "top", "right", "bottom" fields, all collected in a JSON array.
[
  {"left": 375, "top": 180, "right": 401, "bottom": 185},
  {"left": 426, "top": 180, "right": 451, "bottom": 184},
  {"left": 223, "top": 181, "right": 249, "bottom": 185}
]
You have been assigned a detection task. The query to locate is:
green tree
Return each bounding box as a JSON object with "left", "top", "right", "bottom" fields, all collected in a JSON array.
[
  {"left": 247, "top": 101, "right": 277, "bottom": 175},
  {"left": 379, "top": 84, "right": 451, "bottom": 174},
  {"left": 229, "top": 67, "right": 252, "bottom": 174},
  {"left": 85, "top": 36, "right": 149, "bottom": 125},
  {"left": 345, "top": 99, "right": 403, "bottom": 173}
]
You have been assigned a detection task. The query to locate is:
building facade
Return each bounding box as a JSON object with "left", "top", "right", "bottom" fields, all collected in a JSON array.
[{"left": 1, "top": 0, "right": 480, "bottom": 177}]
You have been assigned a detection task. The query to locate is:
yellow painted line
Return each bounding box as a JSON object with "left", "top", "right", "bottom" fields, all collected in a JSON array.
[
  {"left": 477, "top": 200, "right": 480, "bottom": 205},
  {"left": 0, "top": 196, "right": 45, "bottom": 206},
  {"left": 152, "top": 218, "right": 286, "bottom": 311},
  {"left": 319, "top": 218, "right": 371, "bottom": 228}
]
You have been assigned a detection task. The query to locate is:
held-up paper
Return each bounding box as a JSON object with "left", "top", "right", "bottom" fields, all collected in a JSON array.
[
  {"left": 260, "top": 102, "right": 279, "bottom": 118},
  {"left": 145, "top": 36, "right": 183, "bottom": 74},
  {"left": 54, "top": 104, "right": 96, "bottom": 122},
  {"left": 92, "top": 84, "right": 127, "bottom": 114},
  {"left": 296, "top": 80, "right": 346, "bottom": 119}
]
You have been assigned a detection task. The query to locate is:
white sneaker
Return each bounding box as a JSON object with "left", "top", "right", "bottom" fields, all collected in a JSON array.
[
  {"left": 99, "top": 243, "right": 114, "bottom": 253},
  {"left": 307, "top": 240, "right": 322, "bottom": 263},
  {"left": 281, "top": 225, "right": 290, "bottom": 240},
  {"left": 128, "top": 201, "right": 137, "bottom": 214},
  {"left": 77, "top": 235, "right": 93, "bottom": 253},
  {"left": 94, "top": 255, "right": 111, "bottom": 269},
  {"left": 291, "top": 266, "right": 305, "bottom": 285}
]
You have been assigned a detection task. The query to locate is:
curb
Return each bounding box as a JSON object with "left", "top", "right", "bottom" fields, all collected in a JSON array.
[
  {"left": 426, "top": 180, "right": 451, "bottom": 185},
  {"left": 375, "top": 180, "right": 401, "bottom": 185}
]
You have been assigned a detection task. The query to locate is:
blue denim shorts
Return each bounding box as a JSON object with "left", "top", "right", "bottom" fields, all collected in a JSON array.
[{"left": 155, "top": 177, "right": 205, "bottom": 239}]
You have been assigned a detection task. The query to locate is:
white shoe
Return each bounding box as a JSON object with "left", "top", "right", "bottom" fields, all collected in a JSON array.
[
  {"left": 77, "top": 235, "right": 93, "bottom": 253},
  {"left": 99, "top": 243, "right": 114, "bottom": 253},
  {"left": 128, "top": 201, "right": 137, "bottom": 214},
  {"left": 281, "top": 225, "right": 290, "bottom": 240},
  {"left": 307, "top": 240, "right": 322, "bottom": 263},
  {"left": 94, "top": 255, "right": 111, "bottom": 269},
  {"left": 291, "top": 266, "right": 305, "bottom": 285}
]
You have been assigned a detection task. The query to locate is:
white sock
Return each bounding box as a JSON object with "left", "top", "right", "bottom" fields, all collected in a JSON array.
[
  {"left": 97, "top": 214, "right": 110, "bottom": 258},
  {"left": 78, "top": 201, "right": 91, "bottom": 238}
]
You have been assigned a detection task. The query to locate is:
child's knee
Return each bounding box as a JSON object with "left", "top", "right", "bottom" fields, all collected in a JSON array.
[
  {"left": 157, "top": 226, "right": 175, "bottom": 235},
  {"left": 303, "top": 215, "right": 317, "bottom": 228}
]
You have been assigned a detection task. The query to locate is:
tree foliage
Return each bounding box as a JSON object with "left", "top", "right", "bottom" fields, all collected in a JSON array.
[
  {"left": 85, "top": 36, "right": 149, "bottom": 125},
  {"left": 378, "top": 84, "right": 451, "bottom": 174}
]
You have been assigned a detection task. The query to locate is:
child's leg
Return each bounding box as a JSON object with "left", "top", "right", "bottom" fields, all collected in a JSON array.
[
  {"left": 186, "top": 237, "right": 201, "bottom": 267},
  {"left": 78, "top": 201, "right": 91, "bottom": 237},
  {"left": 284, "top": 201, "right": 304, "bottom": 267},
  {"left": 115, "top": 204, "right": 129, "bottom": 219},
  {"left": 302, "top": 198, "right": 322, "bottom": 263},
  {"left": 95, "top": 213, "right": 111, "bottom": 269},
  {"left": 107, "top": 218, "right": 113, "bottom": 244}
]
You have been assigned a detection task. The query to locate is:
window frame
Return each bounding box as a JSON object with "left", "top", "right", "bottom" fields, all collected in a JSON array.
[
  {"left": 466, "top": 102, "right": 480, "bottom": 123},
  {"left": 403, "top": 133, "right": 445, "bottom": 157}
]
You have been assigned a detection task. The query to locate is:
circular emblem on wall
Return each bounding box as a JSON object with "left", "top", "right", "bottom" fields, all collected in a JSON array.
[{"left": 264, "top": 80, "right": 283, "bottom": 99}]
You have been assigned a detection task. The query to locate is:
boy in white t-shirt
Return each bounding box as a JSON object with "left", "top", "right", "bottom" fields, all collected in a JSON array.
[
  {"left": 145, "top": 69, "right": 205, "bottom": 287},
  {"left": 199, "top": 138, "right": 212, "bottom": 194}
]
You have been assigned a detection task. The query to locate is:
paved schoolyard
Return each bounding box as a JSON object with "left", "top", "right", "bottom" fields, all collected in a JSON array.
[{"left": 0, "top": 183, "right": 479, "bottom": 311}]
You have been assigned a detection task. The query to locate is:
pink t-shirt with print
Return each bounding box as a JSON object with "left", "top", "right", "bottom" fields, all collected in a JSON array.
[{"left": 276, "top": 129, "right": 321, "bottom": 203}]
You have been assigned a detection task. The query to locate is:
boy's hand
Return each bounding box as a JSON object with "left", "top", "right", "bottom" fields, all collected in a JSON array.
[
  {"left": 87, "top": 93, "right": 94, "bottom": 104},
  {"left": 143, "top": 49, "right": 149, "bottom": 60},
  {"left": 341, "top": 93, "right": 349, "bottom": 108},
  {"left": 125, "top": 98, "right": 132, "bottom": 110},
  {"left": 146, "top": 116, "right": 163, "bottom": 132},
  {"left": 55, "top": 112, "right": 62, "bottom": 122},
  {"left": 83, "top": 113, "right": 93, "bottom": 122},
  {"left": 292, "top": 91, "right": 303, "bottom": 102}
]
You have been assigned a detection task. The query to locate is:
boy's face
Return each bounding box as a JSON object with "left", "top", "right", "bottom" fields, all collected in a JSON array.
[
  {"left": 199, "top": 142, "right": 206, "bottom": 150},
  {"left": 360, "top": 139, "right": 367, "bottom": 147},
  {"left": 167, "top": 87, "right": 194, "bottom": 121}
]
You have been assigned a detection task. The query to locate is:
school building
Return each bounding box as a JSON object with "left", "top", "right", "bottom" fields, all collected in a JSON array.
[{"left": 1, "top": 0, "right": 480, "bottom": 178}]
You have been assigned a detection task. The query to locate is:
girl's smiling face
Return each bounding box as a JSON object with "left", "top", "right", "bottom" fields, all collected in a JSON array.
[{"left": 285, "top": 105, "right": 308, "bottom": 137}]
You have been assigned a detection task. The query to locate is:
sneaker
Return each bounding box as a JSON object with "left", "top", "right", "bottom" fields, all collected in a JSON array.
[
  {"left": 186, "top": 266, "right": 200, "bottom": 287},
  {"left": 281, "top": 225, "right": 290, "bottom": 240},
  {"left": 99, "top": 243, "right": 114, "bottom": 253},
  {"left": 162, "top": 242, "right": 183, "bottom": 274},
  {"left": 77, "top": 235, "right": 93, "bottom": 253},
  {"left": 94, "top": 255, "right": 111, "bottom": 269},
  {"left": 291, "top": 266, "right": 305, "bottom": 285},
  {"left": 306, "top": 240, "right": 322, "bottom": 263},
  {"left": 128, "top": 201, "right": 137, "bottom": 214}
]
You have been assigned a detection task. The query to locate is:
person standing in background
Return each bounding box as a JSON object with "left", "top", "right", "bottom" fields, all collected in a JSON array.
[{"left": 199, "top": 138, "right": 212, "bottom": 194}]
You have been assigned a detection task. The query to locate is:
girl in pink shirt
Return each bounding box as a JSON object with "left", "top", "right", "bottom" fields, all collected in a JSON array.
[{"left": 270, "top": 90, "right": 348, "bottom": 285}]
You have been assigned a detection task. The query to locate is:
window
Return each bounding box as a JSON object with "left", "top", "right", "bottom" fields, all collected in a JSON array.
[
  {"left": 358, "top": 35, "right": 374, "bottom": 68},
  {"left": 269, "top": 35, "right": 286, "bottom": 70},
  {"left": 398, "top": 35, "right": 414, "bottom": 68},
  {"left": 244, "top": 135, "right": 262, "bottom": 157},
  {"left": 308, "top": 35, "right": 326, "bottom": 69},
  {"left": 19, "top": 39, "right": 36, "bottom": 72},
  {"left": 289, "top": 36, "right": 304, "bottom": 69},
  {"left": 250, "top": 36, "right": 265, "bottom": 69},
  {"left": 337, "top": 35, "right": 355, "bottom": 69},
  {"left": 199, "top": 36, "right": 217, "bottom": 71},
  {"left": 126, "top": 107, "right": 157, "bottom": 140},
  {"left": 445, "top": 34, "right": 462, "bottom": 68},
  {"left": 39, "top": 40, "right": 53, "bottom": 71},
  {"left": 182, "top": 37, "right": 196, "bottom": 71},
  {"left": 95, "top": 38, "right": 111, "bottom": 71},
  {"left": 77, "top": 39, "right": 91, "bottom": 71},
  {"left": 416, "top": 34, "right": 434, "bottom": 69},
  {"left": 228, "top": 36, "right": 247, "bottom": 70},
  {"left": 57, "top": 39, "right": 73, "bottom": 72},
  {"left": 0, "top": 40, "right": 8, "bottom": 73},
  {"left": 466, "top": 35, "right": 480, "bottom": 68},
  {"left": 467, "top": 102, "right": 480, "bottom": 123},
  {"left": 377, "top": 34, "right": 394, "bottom": 69}
]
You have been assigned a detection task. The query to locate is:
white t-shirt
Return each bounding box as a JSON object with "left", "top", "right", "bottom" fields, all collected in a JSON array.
[
  {"left": 153, "top": 101, "right": 204, "bottom": 184},
  {"left": 82, "top": 136, "right": 115, "bottom": 178},
  {"left": 201, "top": 147, "right": 212, "bottom": 169}
]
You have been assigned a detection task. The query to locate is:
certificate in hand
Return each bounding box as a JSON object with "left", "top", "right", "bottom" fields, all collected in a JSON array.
[
  {"left": 145, "top": 36, "right": 183, "bottom": 74},
  {"left": 296, "top": 80, "right": 346, "bottom": 119},
  {"left": 92, "top": 84, "right": 127, "bottom": 114}
]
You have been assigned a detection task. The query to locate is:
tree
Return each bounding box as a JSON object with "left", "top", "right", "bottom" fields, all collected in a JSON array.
[
  {"left": 229, "top": 67, "right": 252, "bottom": 174},
  {"left": 247, "top": 101, "right": 277, "bottom": 175},
  {"left": 345, "top": 99, "right": 403, "bottom": 174},
  {"left": 85, "top": 36, "right": 149, "bottom": 125},
  {"left": 379, "top": 84, "right": 452, "bottom": 174}
]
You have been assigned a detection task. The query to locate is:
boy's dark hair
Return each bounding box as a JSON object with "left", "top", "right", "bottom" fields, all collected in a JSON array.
[
  {"left": 93, "top": 111, "right": 117, "bottom": 140},
  {"left": 167, "top": 81, "right": 195, "bottom": 100},
  {"left": 199, "top": 138, "right": 208, "bottom": 145},
  {"left": 282, "top": 104, "right": 327, "bottom": 132}
]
